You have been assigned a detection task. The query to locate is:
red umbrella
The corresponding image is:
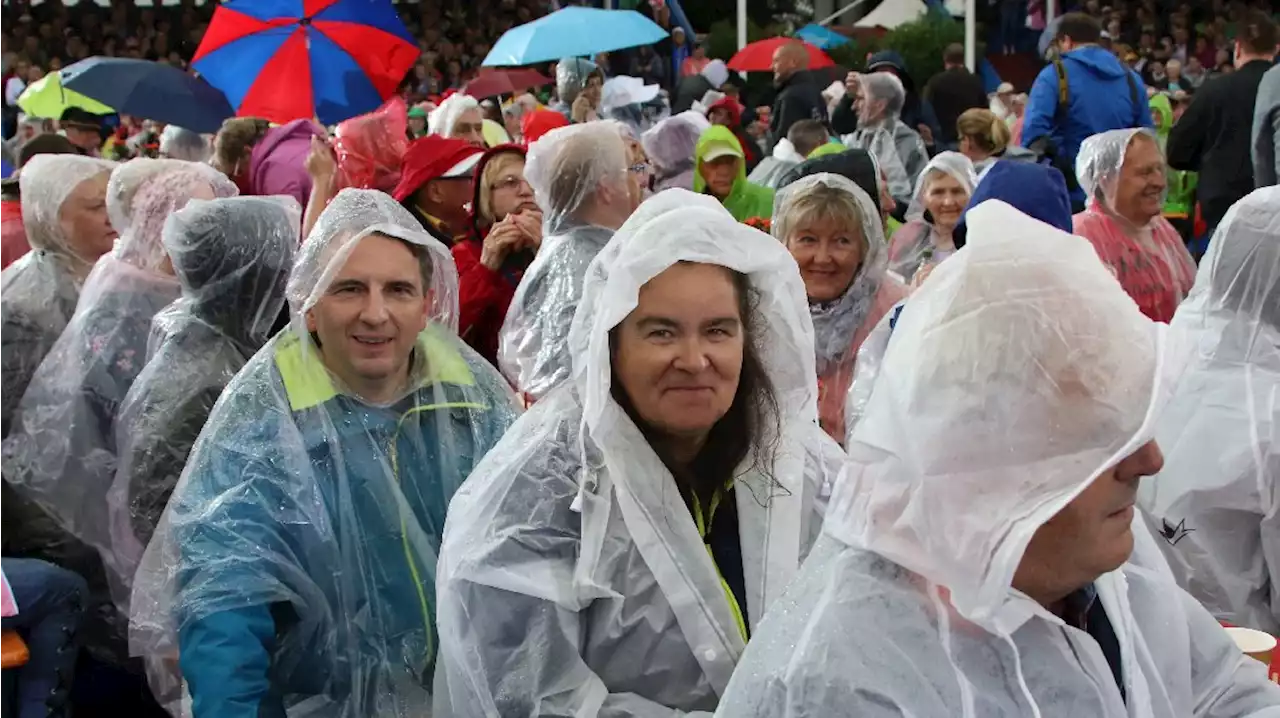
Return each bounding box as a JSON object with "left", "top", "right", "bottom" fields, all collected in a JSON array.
[
  {"left": 726, "top": 37, "right": 835, "bottom": 73},
  {"left": 464, "top": 68, "right": 554, "bottom": 98}
]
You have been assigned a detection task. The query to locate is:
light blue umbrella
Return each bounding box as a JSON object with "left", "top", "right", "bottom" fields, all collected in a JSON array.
[
  {"left": 482, "top": 7, "right": 669, "bottom": 67},
  {"left": 795, "top": 23, "right": 851, "bottom": 49}
]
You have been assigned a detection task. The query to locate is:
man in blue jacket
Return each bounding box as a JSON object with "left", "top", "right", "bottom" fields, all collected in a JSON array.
[
  {"left": 130, "top": 190, "right": 520, "bottom": 718},
  {"left": 1020, "top": 12, "right": 1151, "bottom": 210}
]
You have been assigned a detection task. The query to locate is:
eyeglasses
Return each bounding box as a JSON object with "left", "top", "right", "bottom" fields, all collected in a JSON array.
[
  {"left": 627, "top": 162, "right": 650, "bottom": 175},
  {"left": 489, "top": 175, "right": 532, "bottom": 192}
]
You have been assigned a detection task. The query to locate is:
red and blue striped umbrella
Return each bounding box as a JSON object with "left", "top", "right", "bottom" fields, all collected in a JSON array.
[{"left": 192, "top": 0, "right": 418, "bottom": 126}]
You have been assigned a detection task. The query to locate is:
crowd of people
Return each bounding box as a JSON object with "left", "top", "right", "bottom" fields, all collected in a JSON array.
[{"left": 0, "top": 0, "right": 1278, "bottom": 715}]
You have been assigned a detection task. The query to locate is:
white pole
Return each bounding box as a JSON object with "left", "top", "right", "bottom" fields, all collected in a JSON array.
[
  {"left": 604, "top": 0, "right": 612, "bottom": 8},
  {"left": 737, "top": 0, "right": 747, "bottom": 51},
  {"left": 964, "top": 0, "right": 976, "bottom": 71},
  {"left": 1046, "top": 0, "right": 1057, "bottom": 23}
]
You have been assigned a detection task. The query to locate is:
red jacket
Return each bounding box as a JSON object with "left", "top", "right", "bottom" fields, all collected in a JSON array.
[
  {"left": 452, "top": 236, "right": 521, "bottom": 364},
  {"left": 1, "top": 198, "right": 29, "bottom": 269}
]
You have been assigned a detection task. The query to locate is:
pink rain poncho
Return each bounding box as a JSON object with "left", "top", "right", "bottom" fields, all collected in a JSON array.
[
  {"left": 1072, "top": 128, "right": 1195, "bottom": 323},
  {"left": 772, "top": 172, "right": 907, "bottom": 442}
]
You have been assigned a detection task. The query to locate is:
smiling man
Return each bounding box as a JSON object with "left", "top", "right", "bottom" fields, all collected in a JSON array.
[
  {"left": 1072, "top": 128, "right": 1196, "bottom": 323},
  {"left": 131, "top": 189, "right": 519, "bottom": 718}
]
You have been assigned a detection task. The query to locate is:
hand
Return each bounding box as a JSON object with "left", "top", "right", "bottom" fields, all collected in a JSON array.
[
  {"left": 509, "top": 209, "right": 543, "bottom": 249},
  {"left": 480, "top": 220, "right": 525, "bottom": 271},
  {"left": 746, "top": 120, "right": 767, "bottom": 138},
  {"left": 845, "top": 71, "right": 861, "bottom": 99},
  {"left": 917, "top": 124, "right": 934, "bottom": 146},
  {"left": 305, "top": 136, "right": 338, "bottom": 185},
  {"left": 571, "top": 95, "right": 596, "bottom": 123}
]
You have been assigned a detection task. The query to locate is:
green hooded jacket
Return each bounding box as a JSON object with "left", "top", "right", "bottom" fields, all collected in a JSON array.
[
  {"left": 1150, "top": 94, "right": 1198, "bottom": 218},
  {"left": 694, "top": 125, "right": 775, "bottom": 222}
]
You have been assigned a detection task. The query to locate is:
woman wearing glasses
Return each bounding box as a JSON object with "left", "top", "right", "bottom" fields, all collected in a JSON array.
[
  {"left": 453, "top": 143, "right": 544, "bottom": 364},
  {"left": 498, "top": 121, "right": 649, "bottom": 402}
]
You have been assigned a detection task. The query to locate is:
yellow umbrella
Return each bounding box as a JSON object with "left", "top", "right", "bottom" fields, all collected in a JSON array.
[{"left": 17, "top": 72, "right": 114, "bottom": 119}]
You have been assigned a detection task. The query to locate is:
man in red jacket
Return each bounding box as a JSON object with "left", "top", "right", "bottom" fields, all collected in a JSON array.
[{"left": 452, "top": 144, "right": 543, "bottom": 364}]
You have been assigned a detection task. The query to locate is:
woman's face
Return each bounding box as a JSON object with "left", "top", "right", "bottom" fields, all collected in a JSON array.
[
  {"left": 59, "top": 172, "right": 116, "bottom": 262},
  {"left": 924, "top": 172, "right": 968, "bottom": 230},
  {"left": 485, "top": 154, "right": 537, "bottom": 221},
  {"left": 787, "top": 213, "right": 865, "bottom": 303},
  {"left": 613, "top": 262, "right": 744, "bottom": 444}
]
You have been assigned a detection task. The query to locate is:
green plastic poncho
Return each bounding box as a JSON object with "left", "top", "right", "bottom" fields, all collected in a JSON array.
[
  {"left": 693, "top": 125, "right": 775, "bottom": 222},
  {"left": 1150, "top": 93, "right": 1198, "bottom": 219}
]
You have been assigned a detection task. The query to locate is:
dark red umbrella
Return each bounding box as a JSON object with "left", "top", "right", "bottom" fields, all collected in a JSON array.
[
  {"left": 464, "top": 68, "right": 553, "bottom": 98},
  {"left": 727, "top": 37, "right": 835, "bottom": 73}
]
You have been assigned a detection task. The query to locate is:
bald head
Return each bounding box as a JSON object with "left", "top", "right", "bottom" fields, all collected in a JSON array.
[{"left": 772, "top": 41, "right": 809, "bottom": 84}]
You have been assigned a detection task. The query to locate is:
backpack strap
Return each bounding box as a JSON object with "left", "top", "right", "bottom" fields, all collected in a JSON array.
[
  {"left": 1054, "top": 56, "right": 1069, "bottom": 122},
  {"left": 1124, "top": 70, "right": 1140, "bottom": 123}
]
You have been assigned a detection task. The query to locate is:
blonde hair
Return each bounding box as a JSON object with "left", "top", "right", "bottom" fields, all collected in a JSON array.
[
  {"left": 775, "top": 183, "right": 868, "bottom": 252},
  {"left": 478, "top": 150, "right": 525, "bottom": 223},
  {"left": 956, "top": 108, "right": 1011, "bottom": 155}
]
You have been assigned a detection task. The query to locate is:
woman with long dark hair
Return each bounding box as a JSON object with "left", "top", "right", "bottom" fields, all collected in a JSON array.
[{"left": 434, "top": 189, "right": 844, "bottom": 716}]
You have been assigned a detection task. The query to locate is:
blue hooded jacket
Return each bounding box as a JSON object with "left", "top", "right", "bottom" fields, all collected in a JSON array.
[{"left": 1020, "top": 46, "right": 1152, "bottom": 206}]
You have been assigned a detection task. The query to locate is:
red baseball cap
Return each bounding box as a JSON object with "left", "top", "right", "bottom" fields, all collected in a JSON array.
[{"left": 392, "top": 135, "right": 484, "bottom": 202}]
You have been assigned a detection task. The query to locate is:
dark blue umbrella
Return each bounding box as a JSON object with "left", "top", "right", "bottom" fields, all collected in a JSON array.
[{"left": 59, "top": 56, "right": 234, "bottom": 134}]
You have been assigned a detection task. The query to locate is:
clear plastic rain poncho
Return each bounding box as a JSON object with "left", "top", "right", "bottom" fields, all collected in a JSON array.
[
  {"left": 1, "top": 154, "right": 117, "bottom": 661},
  {"left": 841, "top": 73, "right": 928, "bottom": 208},
  {"left": 747, "top": 137, "right": 806, "bottom": 190},
  {"left": 428, "top": 92, "right": 481, "bottom": 138},
  {"left": 1073, "top": 128, "right": 1196, "bottom": 323},
  {"left": 601, "top": 75, "right": 668, "bottom": 135},
  {"left": 435, "top": 188, "right": 845, "bottom": 717},
  {"left": 4, "top": 161, "right": 237, "bottom": 570},
  {"left": 1139, "top": 186, "right": 1280, "bottom": 635},
  {"left": 642, "top": 110, "right": 710, "bottom": 192},
  {"left": 498, "top": 121, "right": 630, "bottom": 400},
  {"left": 102, "top": 196, "right": 300, "bottom": 619},
  {"left": 158, "top": 126, "right": 209, "bottom": 162},
  {"left": 555, "top": 57, "right": 602, "bottom": 109},
  {"left": 2, "top": 154, "right": 117, "bottom": 438},
  {"left": 716, "top": 199, "right": 1280, "bottom": 717},
  {"left": 128, "top": 189, "right": 519, "bottom": 718},
  {"left": 889, "top": 151, "right": 977, "bottom": 282},
  {"left": 771, "top": 172, "right": 906, "bottom": 443}
]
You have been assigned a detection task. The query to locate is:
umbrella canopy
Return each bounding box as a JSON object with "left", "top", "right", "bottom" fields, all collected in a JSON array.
[
  {"left": 192, "top": 0, "right": 419, "bottom": 126},
  {"left": 794, "top": 23, "right": 852, "bottom": 49},
  {"left": 483, "top": 7, "right": 668, "bottom": 67},
  {"left": 727, "top": 37, "right": 835, "bottom": 73},
  {"left": 59, "top": 57, "right": 233, "bottom": 134},
  {"left": 16, "top": 72, "right": 114, "bottom": 119},
  {"left": 463, "top": 68, "right": 553, "bottom": 99}
]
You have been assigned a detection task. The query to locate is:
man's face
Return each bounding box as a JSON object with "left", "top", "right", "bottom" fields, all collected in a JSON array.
[
  {"left": 58, "top": 172, "right": 116, "bottom": 262},
  {"left": 423, "top": 175, "right": 473, "bottom": 227},
  {"left": 708, "top": 107, "right": 733, "bottom": 126},
  {"left": 699, "top": 155, "right": 739, "bottom": 200},
  {"left": 64, "top": 125, "right": 100, "bottom": 153},
  {"left": 1013, "top": 441, "right": 1164, "bottom": 606},
  {"left": 771, "top": 48, "right": 795, "bottom": 84},
  {"left": 1114, "top": 135, "right": 1167, "bottom": 223},
  {"left": 449, "top": 107, "right": 486, "bottom": 148},
  {"left": 305, "top": 234, "right": 431, "bottom": 402},
  {"left": 408, "top": 116, "right": 426, "bottom": 135}
]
